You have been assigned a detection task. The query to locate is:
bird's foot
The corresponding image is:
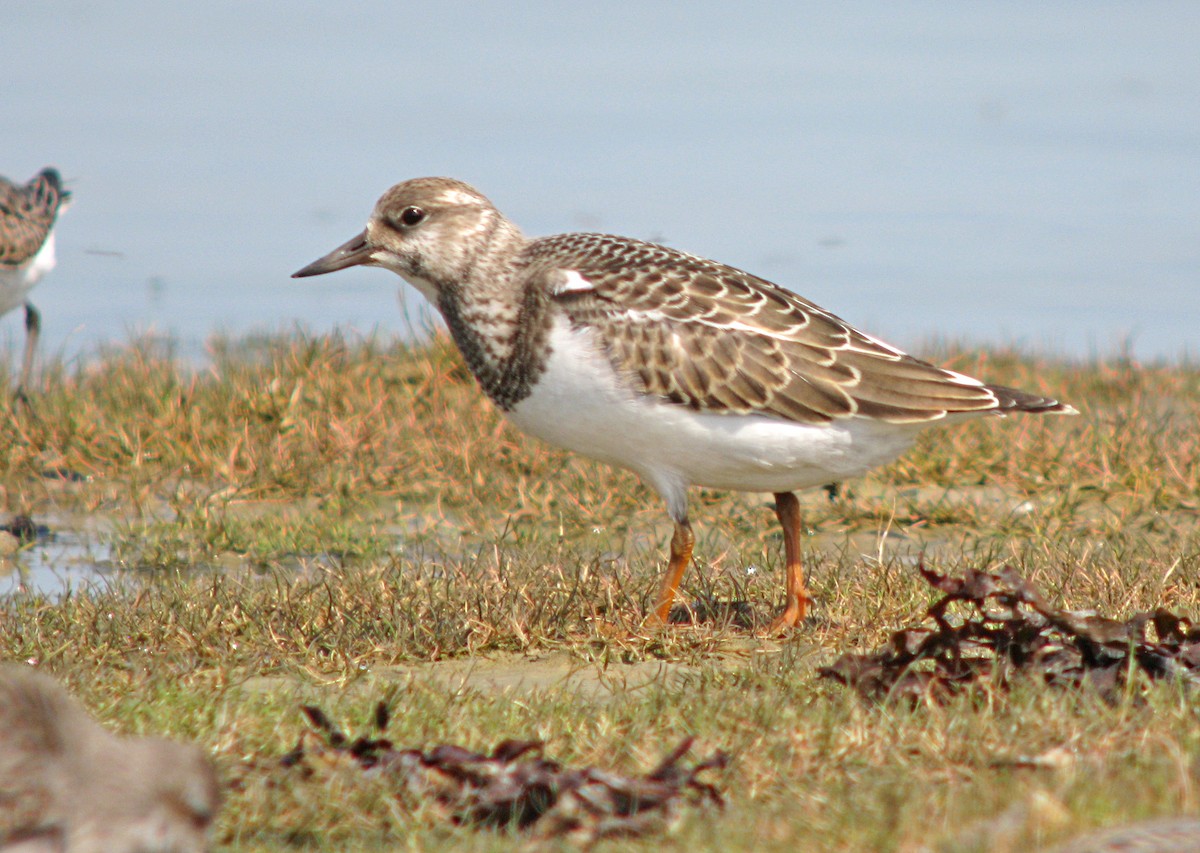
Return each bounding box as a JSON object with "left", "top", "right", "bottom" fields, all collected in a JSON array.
[{"left": 760, "top": 593, "right": 813, "bottom": 636}]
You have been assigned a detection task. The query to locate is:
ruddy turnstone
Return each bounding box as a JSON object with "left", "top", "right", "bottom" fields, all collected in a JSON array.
[
  {"left": 294, "top": 177, "right": 1074, "bottom": 631},
  {"left": 0, "top": 665, "right": 219, "bottom": 852},
  {"left": 0, "top": 167, "right": 70, "bottom": 397}
]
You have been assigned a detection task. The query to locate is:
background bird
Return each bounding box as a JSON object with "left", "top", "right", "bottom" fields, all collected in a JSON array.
[
  {"left": 0, "top": 664, "right": 219, "bottom": 853},
  {"left": 0, "top": 167, "right": 71, "bottom": 398}
]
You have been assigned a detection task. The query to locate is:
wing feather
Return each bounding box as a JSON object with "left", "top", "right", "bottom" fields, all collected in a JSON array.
[
  {"left": 527, "top": 233, "right": 1070, "bottom": 423},
  {"left": 0, "top": 169, "right": 69, "bottom": 267}
]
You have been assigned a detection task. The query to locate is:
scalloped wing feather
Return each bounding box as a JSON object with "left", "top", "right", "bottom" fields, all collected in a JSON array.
[
  {"left": 527, "top": 233, "right": 1066, "bottom": 425},
  {"left": 0, "top": 170, "right": 68, "bottom": 267}
]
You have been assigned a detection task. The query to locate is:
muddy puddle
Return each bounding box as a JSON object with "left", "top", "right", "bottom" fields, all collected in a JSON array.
[
  {"left": 0, "top": 515, "right": 115, "bottom": 597},
  {"left": 0, "top": 482, "right": 1072, "bottom": 600}
]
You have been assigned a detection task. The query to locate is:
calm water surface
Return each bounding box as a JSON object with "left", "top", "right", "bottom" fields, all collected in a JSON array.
[
  {"left": 4, "top": 3, "right": 1200, "bottom": 594},
  {"left": 3, "top": 2, "right": 1197, "bottom": 364}
]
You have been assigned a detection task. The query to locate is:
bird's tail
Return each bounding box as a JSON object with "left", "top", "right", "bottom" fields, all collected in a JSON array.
[{"left": 986, "top": 383, "right": 1077, "bottom": 415}]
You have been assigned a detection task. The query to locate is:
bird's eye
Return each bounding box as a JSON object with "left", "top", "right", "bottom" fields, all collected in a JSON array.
[{"left": 399, "top": 206, "right": 426, "bottom": 226}]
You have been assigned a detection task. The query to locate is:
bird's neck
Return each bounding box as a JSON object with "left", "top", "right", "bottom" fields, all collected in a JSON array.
[{"left": 437, "top": 222, "right": 551, "bottom": 410}]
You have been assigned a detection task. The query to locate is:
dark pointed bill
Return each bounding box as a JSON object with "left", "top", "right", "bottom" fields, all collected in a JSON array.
[{"left": 292, "top": 230, "right": 373, "bottom": 278}]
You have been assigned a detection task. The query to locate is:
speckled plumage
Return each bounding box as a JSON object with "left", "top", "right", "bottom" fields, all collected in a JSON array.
[
  {"left": 522, "top": 231, "right": 1066, "bottom": 424},
  {"left": 295, "top": 177, "right": 1075, "bottom": 631}
]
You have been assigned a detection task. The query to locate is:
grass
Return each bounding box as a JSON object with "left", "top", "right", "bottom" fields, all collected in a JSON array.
[{"left": 1, "top": 331, "right": 1198, "bottom": 850}]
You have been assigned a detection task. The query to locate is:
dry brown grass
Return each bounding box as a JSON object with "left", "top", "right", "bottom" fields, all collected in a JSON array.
[{"left": 1, "top": 333, "right": 1198, "bottom": 850}]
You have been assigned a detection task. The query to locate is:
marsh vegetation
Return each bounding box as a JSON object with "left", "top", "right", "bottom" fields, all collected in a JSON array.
[{"left": 1, "top": 334, "right": 1197, "bottom": 850}]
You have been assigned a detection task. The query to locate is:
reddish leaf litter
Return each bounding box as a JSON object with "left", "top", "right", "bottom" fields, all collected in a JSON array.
[
  {"left": 820, "top": 562, "right": 1200, "bottom": 703},
  {"left": 280, "top": 702, "right": 728, "bottom": 843}
]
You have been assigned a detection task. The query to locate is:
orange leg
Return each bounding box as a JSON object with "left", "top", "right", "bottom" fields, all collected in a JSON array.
[
  {"left": 649, "top": 519, "right": 694, "bottom": 625},
  {"left": 767, "top": 491, "right": 811, "bottom": 632}
]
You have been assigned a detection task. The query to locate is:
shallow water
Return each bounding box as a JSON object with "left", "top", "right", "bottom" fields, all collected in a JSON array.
[
  {"left": 4, "top": 4, "right": 1198, "bottom": 596},
  {"left": 0, "top": 482, "right": 1040, "bottom": 600},
  {"left": 0, "top": 518, "right": 113, "bottom": 598},
  {"left": 3, "top": 3, "right": 1198, "bottom": 364}
]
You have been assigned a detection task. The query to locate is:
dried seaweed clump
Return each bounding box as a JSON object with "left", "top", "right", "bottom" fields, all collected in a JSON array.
[
  {"left": 281, "top": 703, "right": 728, "bottom": 843},
  {"left": 820, "top": 563, "right": 1200, "bottom": 703}
]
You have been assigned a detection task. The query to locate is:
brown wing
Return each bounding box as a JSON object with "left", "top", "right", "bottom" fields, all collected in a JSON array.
[
  {"left": 525, "top": 233, "right": 1069, "bottom": 425},
  {"left": 0, "top": 169, "right": 69, "bottom": 267}
]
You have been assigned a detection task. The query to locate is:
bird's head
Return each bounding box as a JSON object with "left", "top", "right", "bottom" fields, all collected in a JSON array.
[{"left": 292, "top": 177, "right": 509, "bottom": 299}]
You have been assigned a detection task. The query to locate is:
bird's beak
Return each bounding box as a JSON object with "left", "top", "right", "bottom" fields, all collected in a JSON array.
[{"left": 292, "top": 230, "right": 373, "bottom": 278}]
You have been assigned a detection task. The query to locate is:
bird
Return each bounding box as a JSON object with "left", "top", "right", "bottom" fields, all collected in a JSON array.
[
  {"left": 0, "top": 167, "right": 71, "bottom": 398},
  {"left": 0, "top": 664, "right": 219, "bottom": 853},
  {"left": 1048, "top": 819, "right": 1200, "bottom": 852},
  {"left": 294, "top": 177, "right": 1075, "bottom": 632}
]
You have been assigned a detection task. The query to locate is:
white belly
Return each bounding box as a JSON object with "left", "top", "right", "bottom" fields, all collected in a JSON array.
[
  {"left": 0, "top": 232, "right": 56, "bottom": 316},
  {"left": 506, "top": 318, "right": 927, "bottom": 517}
]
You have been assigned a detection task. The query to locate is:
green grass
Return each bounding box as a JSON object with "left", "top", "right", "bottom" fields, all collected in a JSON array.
[{"left": 1, "top": 332, "right": 1199, "bottom": 850}]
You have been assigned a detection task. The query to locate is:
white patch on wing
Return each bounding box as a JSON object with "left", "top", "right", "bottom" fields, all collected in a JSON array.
[
  {"left": 551, "top": 269, "right": 595, "bottom": 295},
  {"left": 940, "top": 367, "right": 988, "bottom": 388}
]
